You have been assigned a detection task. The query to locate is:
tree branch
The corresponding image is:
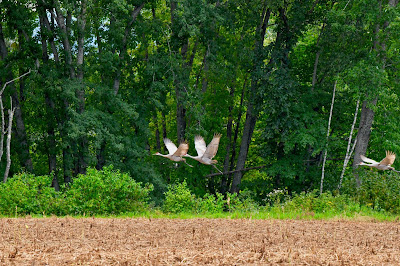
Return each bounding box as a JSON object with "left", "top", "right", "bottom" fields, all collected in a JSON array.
[
  {"left": 0, "top": 69, "right": 31, "bottom": 96},
  {"left": 205, "top": 165, "right": 267, "bottom": 178}
]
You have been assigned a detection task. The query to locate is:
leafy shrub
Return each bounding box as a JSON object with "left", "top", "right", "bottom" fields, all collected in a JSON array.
[
  {"left": 282, "top": 190, "right": 360, "bottom": 214},
  {"left": 196, "top": 193, "right": 225, "bottom": 214},
  {"left": 347, "top": 171, "right": 400, "bottom": 213},
  {"left": 0, "top": 173, "right": 61, "bottom": 216},
  {"left": 162, "top": 180, "right": 196, "bottom": 213},
  {"left": 226, "top": 189, "right": 259, "bottom": 212},
  {"left": 263, "top": 188, "right": 290, "bottom": 206},
  {"left": 64, "top": 166, "right": 153, "bottom": 215}
]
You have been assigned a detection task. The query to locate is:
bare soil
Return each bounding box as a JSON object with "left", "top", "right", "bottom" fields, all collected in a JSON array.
[{"left": 1, "top": 217, "right": 400, "bottom": 265}]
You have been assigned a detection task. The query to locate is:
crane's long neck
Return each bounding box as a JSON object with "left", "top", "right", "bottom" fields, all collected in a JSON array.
[
  {"left": 184, "top": 154, "right": 201, "bottom": 161},
  {"left": 359, "top": 162, "right": 376, "bottom": 167},
  {"left": 154, "top": 153, "right": 169, "bottom": 158}
]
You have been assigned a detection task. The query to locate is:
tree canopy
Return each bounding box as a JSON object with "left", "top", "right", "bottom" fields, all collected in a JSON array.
[{"left": 0, "top": 0, "right": 399, "bottom": 202}]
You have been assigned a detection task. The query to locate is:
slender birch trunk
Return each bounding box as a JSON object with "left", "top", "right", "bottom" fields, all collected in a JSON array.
[
  {"left": 338, "top": 98, "right": 360, "bottom": 190},
  {"left": 320, "top": 80, "right": 337, "bottom": 194},
  {"left": 3, "top": 98, "right": 15, "bottom": 183},
  {"left": 0, "top": 97, "right": 4, "bottom": 162}
]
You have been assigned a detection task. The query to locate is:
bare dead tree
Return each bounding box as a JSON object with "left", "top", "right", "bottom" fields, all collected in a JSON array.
[
  {"left": 320, "top": 80, "right": 337, "bottom": 194},
  {"left": 0, "top": 70, "right": 31, "bottom": 182}
]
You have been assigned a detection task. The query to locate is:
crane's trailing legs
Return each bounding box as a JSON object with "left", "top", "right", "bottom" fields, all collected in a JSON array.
[{"left": 213, "top": 164, "right": 223, "bottom": 174}]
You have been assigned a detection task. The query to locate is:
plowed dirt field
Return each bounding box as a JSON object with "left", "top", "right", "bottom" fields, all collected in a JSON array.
[{"left": 1, "top": 217, "right": 400, "bottom": 265}]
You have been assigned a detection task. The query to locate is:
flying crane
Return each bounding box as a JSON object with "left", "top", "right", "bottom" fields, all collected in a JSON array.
[
  {"left": 184, "top": 134, "right": 222, "bottom": 173},
  {"left": 153, "top": 138, "right": 193, "bottom": 167},
  {"left": 358, "top": 150, "right": 399, "bottom": 172}
]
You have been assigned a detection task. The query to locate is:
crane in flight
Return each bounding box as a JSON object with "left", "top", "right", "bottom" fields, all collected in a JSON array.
[
  {"left": 153, "top": 138, "right": 193, "bottom": 167},
  {"left": 358, "top": 150, "right": 399, "bottom": 173},
  {"left": 184, "top": 134, "right": 222, "bottom": 173}
]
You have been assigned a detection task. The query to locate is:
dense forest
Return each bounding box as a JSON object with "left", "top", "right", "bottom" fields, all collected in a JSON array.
[{"left": 0, "top": 0, "right": 399, "bottom": 204}]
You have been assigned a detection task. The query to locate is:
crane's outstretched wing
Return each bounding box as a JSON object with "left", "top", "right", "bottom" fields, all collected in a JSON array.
[
  {"left": 203, "top": 133, "right": 221, "bottom": 160},
  {"left": 174, "top": 141, "right": 189, "bottom": 157},
  {"left": 194, "top": 135, "right": 207, "bottom": 157},
  {"left": 163, "top": 138, "right": 178, "bottom": 155},
  {"left": 360, "top": 155, "right": 378, "bottom": 164},
  {"left": 380, "top": 151, "right": 396, "bottom": 166}
]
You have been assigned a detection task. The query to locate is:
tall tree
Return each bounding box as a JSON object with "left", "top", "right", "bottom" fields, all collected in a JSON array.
[
  {"left": 352, "top": 0, "right": 398, "bottom": 186},
  {"left": 230, "top": 2, "right": 271, "bottom": 193}
]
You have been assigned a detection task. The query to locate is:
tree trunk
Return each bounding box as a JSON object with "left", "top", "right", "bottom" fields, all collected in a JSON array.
[
  {"left": 230, "top": 103, "right": 257, "bottom": 193},
  {"left": 227, "top": 81, "right": 246, "bottom": 187},
  {"left": 161, "top": 111, "right": 167, "bottom": 153},
  {"left": 113, "top": 3, "right": 145, "bottom": 95},
  {"left": 96, "top": 142, "right": 106, "bottom": 170},
  {"left": 38, "top": 7, "right": 60, "bottom": 190},
  {"left": 176, "top": 91, "right": 187, "bottom": 142},
  {"left": 352, "top": 98, "right": 377, "bottom": 186},
  {"left": 10, "top": 88, "right": 33, "bottom": 172},
  {"left": 220, "top": 86, "right": 235, "bottom": 194},
  {"left": 170, "top": 2, "right": 198, "bottom": 142},
  {"left": 154, "top": 113, "right": 162, "bottom": 151},
  {"left": 3, "top": 104, "right": 15, "bottom": 183},
  {"left": 230, "top": 5, "right": 271, "bottom": 193},
  {"left": 311, "top": 23, "right": 325, "bottom": 91},
  {"left": 352, "top": 0, "right": 397, "bottom": 186},
  {"left": 201, "top": 44, "right": 210, "bottom": 93},
  {"left": 0, "top": 97, "right": 4, "bottom": 162},
  {"left": 52, "top": 1, "right": 74, "bottom": 78},
  {"left": 320, "top": 80, "right": 336, "bottom": 194},
  {"left": 338, "top": 98, "right": 359, "bottom": 190},
  {"left": 76, "top": 1, "right": 88, "bottom": 175},
  {"left": 50, "top": 2, "right": 76, "bottom": 183}
]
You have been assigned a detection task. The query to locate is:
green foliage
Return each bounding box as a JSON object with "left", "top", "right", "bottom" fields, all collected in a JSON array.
[
  {"left": 162, "top": 181, "right": 258, "bottom": 214},
  {"left": 2, "top": 0, "right": 400, "bottom": 207},
  {"left": 264, "top": 188, "right": 290, "bottom": 206},
  {"left": 64, "top": 166, "right": 153, "bottom": 215},
  {"left": 0, "top": 173, "right": 61, "bottom": 216},
  {"left": 281, "top": 190, "right": 360, "bottom": 214},
  {"left": 226, "top": 190, "right": 260, "bottom": 213},
  {"left": 162, "top": 180, "right": 196, "bottom": 213},
  {"left": 0, "top": 167, "right": 153, "bottom": 216},
  {"left": 239, "top": 171, "right": 275, "bottom": 204},
  {"left": 345, "top": 171, "right": 400, "bottom": 214},
  {"left": 196, "top": 193, "right": 225, "bottom": 214}
]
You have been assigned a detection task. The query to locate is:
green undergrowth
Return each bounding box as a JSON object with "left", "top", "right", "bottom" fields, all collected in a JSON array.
[
  {"left": 4, "top": 207, "right": 398, "bottom": 223},
  {"left": 0, "top": 168, "right": 399, "bottom": 222}
]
